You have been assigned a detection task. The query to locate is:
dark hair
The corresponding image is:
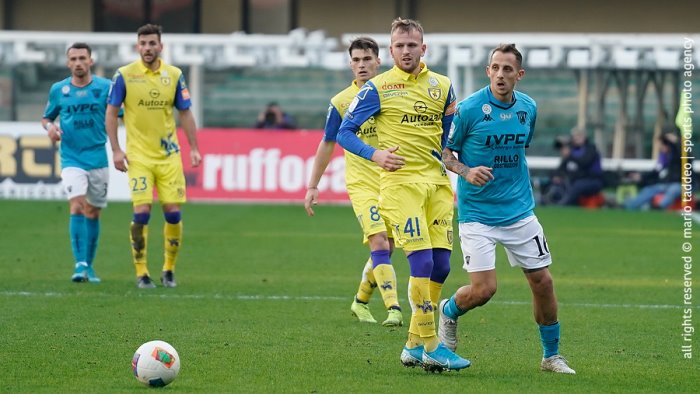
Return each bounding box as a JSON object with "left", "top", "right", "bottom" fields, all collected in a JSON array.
[
  {"left": 391, "top": 17, "right": 424, "bottom": 38},
  {"left": 137, "top": 23, "right": 162, "bottom": 40},
  {"left": 67, "top": 42, "right": 91, "bottom": 55},
  {"left": 348, "top": 37, "right": 379, "bottom": 57},
  {"left": 490, "top": 43, "right": 523, "bottom": 68}
]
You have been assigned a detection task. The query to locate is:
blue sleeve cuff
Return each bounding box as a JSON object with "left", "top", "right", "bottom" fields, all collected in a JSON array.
[{"left": 337, "top": 127, "right": 376, "bottom": 161}]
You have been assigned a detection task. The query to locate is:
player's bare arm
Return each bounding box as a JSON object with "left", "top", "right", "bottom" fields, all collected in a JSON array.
[
  {"left": 179, "top": 109, "right": 201, "bottom": 167},
  {"left": 442, "top": 147, "right": 493, "bottom": 187},
  {"left": 371, "top": 146, "right": 405, "bottom": 172},
  {"left": 304, "top": 140, "right": 336, "bottom": 216},
  {"left": 105, "top": 104, "right": 127, "bottom": 172}
]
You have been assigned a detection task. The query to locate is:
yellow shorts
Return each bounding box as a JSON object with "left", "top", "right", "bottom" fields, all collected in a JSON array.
[
  {"left": 379, "top": 183, "right": 454, "bottom": 252},
  {"left": 127, "top": 157, "right": 186, "bottom": 206},
  {"left": 348, "top": 183, "right": 392, "bottom": 244}
]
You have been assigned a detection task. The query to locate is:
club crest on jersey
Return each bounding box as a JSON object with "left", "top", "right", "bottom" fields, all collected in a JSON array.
[
  {"left": 482, "top": 103, "right": 494, "bottom": 122},
  {"left": 161, "top": 76, "right": 171, "bottom": 86},
  {"left": 428, "top": 88, "right": 441, "bottom": 100},
  {"left": 517, "top": 111, "right": 528, "bottom": 125},
  {"left": 62, "top": 85, "right": 70, "bottom": 96},
  {"left": 92, "top": 89, "right": 102, "bottom": 98}
]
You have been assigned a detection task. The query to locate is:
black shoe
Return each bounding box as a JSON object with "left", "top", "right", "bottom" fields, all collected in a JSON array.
[
  {"left": 137, "top": 275, "right": 156, "bottom": 289},
  {"left": 160, "top": 270, "right": 177, "bottom": 288}
]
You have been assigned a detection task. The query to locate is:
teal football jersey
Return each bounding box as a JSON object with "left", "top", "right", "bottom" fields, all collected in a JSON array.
[
  {"left": 447, "top": 86, "right": 538, "bottom": 226},
  {"left": 43, "top": 76, "right": 111, "bottom": 170}
]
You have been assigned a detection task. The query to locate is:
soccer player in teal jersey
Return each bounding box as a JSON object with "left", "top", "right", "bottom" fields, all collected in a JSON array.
[
  {"left": 305, "top": 37, "right": 403, "bottom": 327},
  {"left": 439, "top": 43, "right": 576, "bottom": 374},
  {"left": 106, "top": 24, "right": 201, "bottom": 289},
  {"left": 42, "top": 42, "right": 112, "bottom": 283},
  {"left": 337, "top": 18, "right": 469, "bottom": 372}
]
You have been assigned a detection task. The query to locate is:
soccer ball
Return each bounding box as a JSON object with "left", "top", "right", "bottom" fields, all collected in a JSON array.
[{"left": 132, "top": 340, "right": 181, "bottom": 387}]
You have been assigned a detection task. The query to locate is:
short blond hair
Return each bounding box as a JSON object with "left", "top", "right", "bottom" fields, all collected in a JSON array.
[{"left": 391, "top": 17, "right": 424, "bottom": 39}]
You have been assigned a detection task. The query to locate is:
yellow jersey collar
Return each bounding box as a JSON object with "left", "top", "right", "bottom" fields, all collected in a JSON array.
[
  {"left": 138, "top": 58, "right": 164, "bottom": 75},
  {"left": 392, "top": 62, "right": 428, "bottom": 81}
]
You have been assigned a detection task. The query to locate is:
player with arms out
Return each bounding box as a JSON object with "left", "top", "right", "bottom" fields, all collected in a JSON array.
[
  {"left": 305, "top": 37, "right": 402, "bottom": 327},
  {"left": 438, "top": 43, "right": 575, "bottom": 374},
  {"left": 106, "top": 24, "right": 201, "bottom": 288},
  {"left": 337, "top": 18, "right": 469, "bottom": 372},
  {"left": 42, "top": 42, "right": 112, "bottom": 283}
]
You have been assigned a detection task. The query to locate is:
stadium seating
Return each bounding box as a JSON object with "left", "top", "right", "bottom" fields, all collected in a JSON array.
[{"left": 0, "top": 29, "right": 698, "bottom": 161}]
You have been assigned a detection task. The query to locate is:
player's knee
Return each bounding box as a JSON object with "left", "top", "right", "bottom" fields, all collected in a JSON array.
[
  {"left": 368, "top": 232, "right": 390, "bottom": 251},
  {"left": 473, "top": 284, "right": 497, "bottom": 305},
  {"left": 164, "top": 211, "right": 181, "bottom": 224},
  {"left": 528, "top": 269, "right": 554, "bottom": 294},
  {"left": 69, "top": 198, "right": 85, "bottom": 215},
  {"left": 83, "top": 203, "right": 101, "bottom": 219},
  {"left": 430, "top": 248, "right": 451, "bottom": 283}
]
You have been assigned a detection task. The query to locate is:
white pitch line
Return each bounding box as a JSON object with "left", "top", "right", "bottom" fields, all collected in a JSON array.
[
  {"left": 1, "top": 290, "right": 696, "bottom": 310},
  {"left": 692, "top": 212, "right": 700, "bottom": 224}
]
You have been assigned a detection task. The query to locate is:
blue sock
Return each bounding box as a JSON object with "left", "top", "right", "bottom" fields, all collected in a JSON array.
[
  {"left": 164, "top": 211, "right": 181, "bottom": 224},
  {"left": 85, "top": 217, "right": 100, "bottom": 266},
  {"left": 442, "top": 296, "right": 467, "bottom": 320},
  {"left": 539, "top": 322, "right": 560, "bottom": 358},
  {"left": 69, "top": 214, "right": 86, "bottom": 263},
  {"left": 133, "top": 212, "right": 150, "bottom": 224},
  {"left": 407, "top": 249, "right": 433, "bottom": 277},
  {"left": 430, "top": 248, "right": 451, "bottom": 283},
  {"left": 370, "top": 250, "right": 390, "bottom": 268}
]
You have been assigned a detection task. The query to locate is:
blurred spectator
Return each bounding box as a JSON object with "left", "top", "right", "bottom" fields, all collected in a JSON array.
[
  {"left": 254, "top": 102, "right": 296, "bottom": 129},
  {"left": 547, "top": 129, "right": 604, "bottom": 206},
  {"left": 623, "top": 132, "right": 683, "bottom": 210}
]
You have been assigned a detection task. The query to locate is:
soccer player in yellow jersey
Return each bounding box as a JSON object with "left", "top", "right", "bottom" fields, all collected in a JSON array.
[
  {"left": 305, "top": 37, "right": 402, "bottom": 327},
  {"left": 105, "top": 24, "right": 201, "bottom": 289},
  {"left": 337, "top": 18, "right": 469, "bottom": 372}
]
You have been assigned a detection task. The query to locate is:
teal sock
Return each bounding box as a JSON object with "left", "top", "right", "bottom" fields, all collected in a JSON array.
[
  {"left": 69, "top": 214, "right": 87, "bottom": 263},
  {"left": 85, "top": 217, "right": 100, "bottom": 266},
  {"left": 443, "top": 296, "right": 467, "bottom": 320},
  {"left": 539, "top": 322, "right": 560, "bottom": 358}
]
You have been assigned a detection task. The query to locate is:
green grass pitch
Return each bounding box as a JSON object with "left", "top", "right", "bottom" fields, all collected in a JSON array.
[{"left": 0, "top": 200, "right": 697, "bottom": 392}]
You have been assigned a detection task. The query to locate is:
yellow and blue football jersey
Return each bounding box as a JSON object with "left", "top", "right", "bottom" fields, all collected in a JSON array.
[
  {"left": 108, "top": 60, "right": 191, "bottom": 162},
  {"left": 323, "top": 80, "right": 381, "bottom": 188},
  {"left": 337, "top": 63, "right": 456, "bottom": 188}
]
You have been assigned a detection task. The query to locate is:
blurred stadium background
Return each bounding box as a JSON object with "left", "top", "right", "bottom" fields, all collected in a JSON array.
[{"left": 0, "top": 0, "right": 698, "bottom": 202}]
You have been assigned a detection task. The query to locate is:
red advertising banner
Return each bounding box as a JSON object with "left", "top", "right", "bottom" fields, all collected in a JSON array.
[{"left": 179, "top": 129, "right": 350, "bottom": 203}]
